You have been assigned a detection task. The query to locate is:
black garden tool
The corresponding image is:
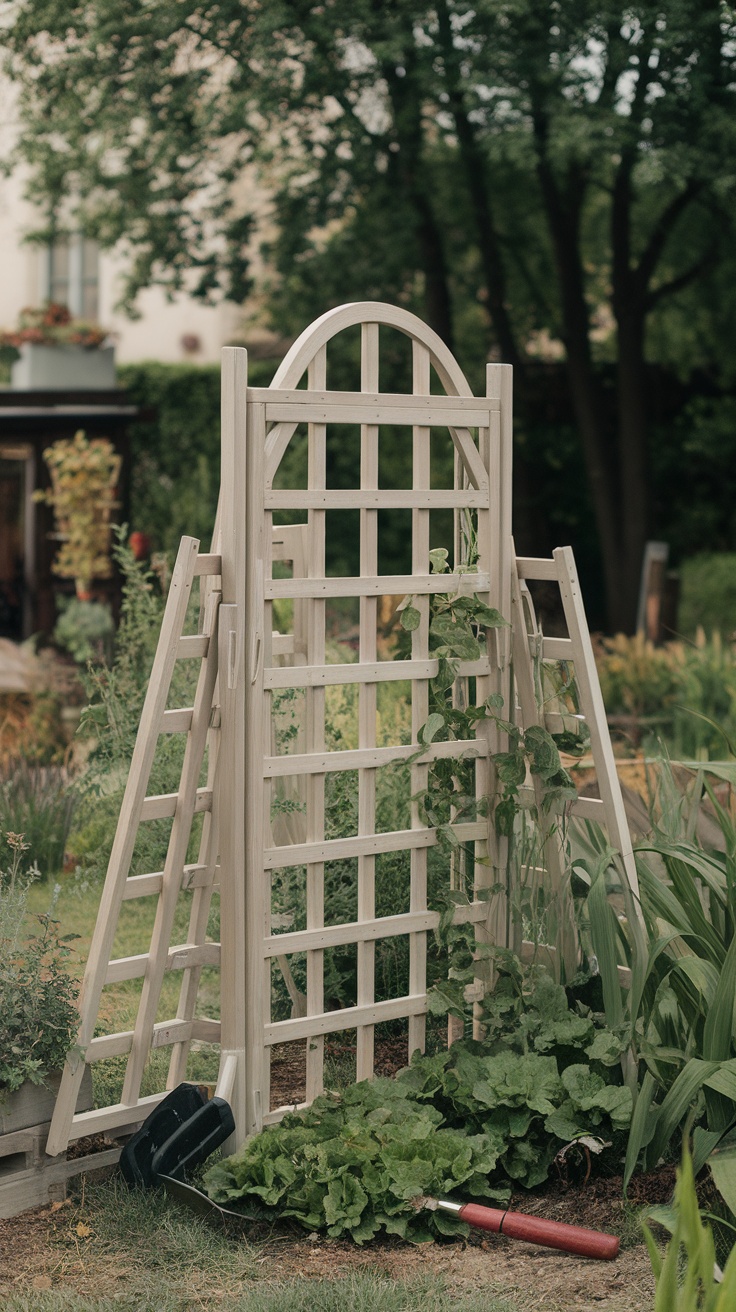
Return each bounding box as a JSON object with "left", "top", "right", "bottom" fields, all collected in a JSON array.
[{"left": 119, "top": 1082, "right": 235, "bottom": 1188}]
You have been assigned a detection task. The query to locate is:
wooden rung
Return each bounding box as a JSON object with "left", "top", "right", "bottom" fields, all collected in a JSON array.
[
  {"left": 264, "top": 737, "right": 481, "bottom": 778},
  {"left": 193, "top": 553, "right": 222, "bottom": 576},
  {"left": 544, "top": 711, "right": 587, "bottom": 737},
  {"left": 569, "top": 796, "right": 606, "bottom": 820},
  {"left": 87, "top": 1017, "right": 220, "bottom": 1062},
  {"left": 265, "top": 571, "right": 491, "bottom": 600},
  {"left": 121, "top": 863, "right": 217, "bottom": 900},
  {"left": 140, "top": 787, "right": 213, "bottom": 821},
  {"left": 177, "top": 635, "right": 210, "bottom": 659},
  {"left": 262, "top": 399, "right": 494, "bottom": 428},
  {"left": 264, "top": 994, "right": 427, "bottom": 1046},
  {"left": 253, "top": 384, "right": 499, "bottom": 414},
  {"left": 105, "top": 942, "right": 221, "bottom": 985},
  {"left": 264, "top": 820, "right": 486, "bottom": 871},
  {"left": 264, "top": 657, "right": 490, "bottom": 691},
  {"left": 263, "top": 1101, "right": 310, "bottom": 1126},
  {"left": 65, "top": 1094, "right": 168, "bottom": 1141},
  {"left": 541, "top": 637, "right": 574, "bottom": 660},
  {"left": 263, "top": 896, "right": 489, "bottom": 957},
  {"left": 160, "top": 708, "right": 194, "bottom": 733},
  {"left": 271, "top": 634, "right": 296, "bottom": 656},
  {"left": 520, "top": 940, "right": 631, "bottom": 987},
  {"left": 265, "top": 489, "right": 488, "bottom": 510},
  {"left": 516, "top": 557, "right": 560, "bottom": 580}
]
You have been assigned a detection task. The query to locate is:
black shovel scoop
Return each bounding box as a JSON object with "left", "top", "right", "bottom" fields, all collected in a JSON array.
[{"left": 119, "top": 1083, "right": 235, "bottom": 1188}]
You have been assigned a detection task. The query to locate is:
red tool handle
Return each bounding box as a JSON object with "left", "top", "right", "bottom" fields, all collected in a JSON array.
[{"left": 458, "top": 1203, "right": 620, "bottom": 1261}]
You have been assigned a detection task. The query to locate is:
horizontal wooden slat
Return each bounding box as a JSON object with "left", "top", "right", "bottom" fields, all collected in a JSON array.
[
  {"left": 544, "top": 711, "right": 587, "bottom": 737},
  {"left": 264, "top": 737, "right": 482, "bottom": 778},
  {"left": 140, "top": 787, "right": 213, "bottom": 821},
  {"left": 193, "top": 553, "right": 222, "bottom": 576},
  {"left": 121, "top": 863, "right": 218, "bottom": 900},
  {"left": 569, "top": 796, "right": 606, "bottom": 820},
  {"left": 542, "top": 637, "right": 574, "bottom": 660},
  {"left": 265, "top": 571, "right": 490, "bottom": 600},
  {"left": 66, "top": 1094, "right": 168, "bottom": 1141},
  {"left": 86, "top": 1017, "right": 220, "bottom": 1062},
  {"left": 516, "top": 557, "right": 560, "bottom": 581},
  {"left": 271, "top": 634, "right": 297, "bottom": 656},
  {"left": 105, "top": 942, "right": 221, "bottom": 985},
  {"left": 252, "top": 386, "right": 499, "bottom": 412},
  {"left": 265, "top": 489, "right": 487, "bottom": 510},
  {"left": 264, "top": 994, "right": 427, "bottom": 1045},
  {"left": 264, "top": 897, "right": 489, "bottom": 957},
  {"left": 264, "top": 820, "right": 486, "bottom": 871},
  {"left": 160, "top": 707, "right": 194, "bottom": 734},
  {"left": 264, "top": 656, "right": 490, "bottom": 691},
  {"left": 177, "top": 634, "right": 209, "bottom": 659}
]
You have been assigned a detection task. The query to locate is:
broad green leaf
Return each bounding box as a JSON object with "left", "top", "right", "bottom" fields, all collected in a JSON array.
[{"left": 400, "top": 603, "right": 421, "bottom": 632}]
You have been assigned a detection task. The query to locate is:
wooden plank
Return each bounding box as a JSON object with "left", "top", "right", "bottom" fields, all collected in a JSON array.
[
  {"left": 121, "top": 863, "right": 217, "bottom": 900},
  {"left": 87, "top": 1017, "right": 220, "bottom": 1063},
  {"left": 264, "top": 893, "right": 490, "bottom": 957},
  {"left": 139, "top": 788, "right": 213, "bottom": 821},
  {"left": 46, "top": 535, "right": 202, "bottom": 1158},
  {"left": 64, "top": 1094, "right": 169, "bottom": 1141},
  {"left": 542, "top": 637, "right": 575, "bottom": 660},
  {"left": 122, "top": 583, "right": 222, "bottom": 1106},
  {"left": 265, "top": 571, "right": 490, "bottom": 600},
  {"left": 263, "top": 657, "right": 490, "bottom": 690},
  {"left": 570, "top": 796, "right": 606, "bottom": 820},
  {"left": 254, "top": 385, "right": 497, "bottom": 413},
  {"left": 265, "top": 489, "right": 487, "bottom": 510},
  {"left": 193, "top": 553, "right": 222, "bottom": 576},
  {"left": 104, "top": 942, "right": 221, "bottom": 985},
  {"left": 357, "top": 319, "right": 378, "bottom": 1082},
  {"left": 177, "top": 634, "right": 209, "bottom": 659},
  {"left": 264, "top": 994, "right": 427, "bottom": 1046},
  {"left": 515, "top": 557, "right": 559, "bottom": 581},
  {"left": 264, "top": 821, "right": 486, "bottom": 870},
  {"left": 264, "top": 737, "right": 482, "bottom": 778},
  {"left": 160, "top": 707, "right": 194, "bottom": 734}
]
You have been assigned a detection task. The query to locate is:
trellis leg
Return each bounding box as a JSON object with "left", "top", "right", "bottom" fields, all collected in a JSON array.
[
  {"left": 357, "top": 322, "right": 379, "bottom": 1083},
  {"left": 305, "top": 345, "right": 327, "bottom": 1102},
  {"left": 218, "top": 346, "right": 248, "bottom": 1144},
  {"left": 46, "top": 536, "right": 202, "bottom": 1156},
  {"left": 409, "top": 340, "right": 431, "bottom": 1060},
  {"left": 482, "top": 364, "right": 514, "bottom": 993}
]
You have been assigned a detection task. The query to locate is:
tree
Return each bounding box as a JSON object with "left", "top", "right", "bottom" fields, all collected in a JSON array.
[{"left": 7, "top": 1, "right": 736, "bottom": 629}]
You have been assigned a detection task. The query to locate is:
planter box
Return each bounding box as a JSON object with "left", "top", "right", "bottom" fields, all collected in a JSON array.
[
  {"left": 11, "top": 344, "right": 116, "bottom": 390},
  {"left": 0, "top": 1068, "right": 95, "bottom": 1218}
]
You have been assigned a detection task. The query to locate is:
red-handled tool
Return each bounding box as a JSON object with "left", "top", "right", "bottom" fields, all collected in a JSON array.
[{"left": 420, "top": 1197, "right": 619, "bottom": 1261}]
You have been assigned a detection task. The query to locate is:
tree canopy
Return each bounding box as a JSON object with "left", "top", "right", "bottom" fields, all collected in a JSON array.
[{"left": 6, "top": 1, "right": 736, "bottom": 628}]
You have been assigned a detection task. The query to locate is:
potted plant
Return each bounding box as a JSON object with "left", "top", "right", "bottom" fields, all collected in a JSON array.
[
  {"left": 0, "top": 302, "right": 115, "bottom": 389},
  {"left": 34, "top": 429, "right": 121, "bottom": 601}
]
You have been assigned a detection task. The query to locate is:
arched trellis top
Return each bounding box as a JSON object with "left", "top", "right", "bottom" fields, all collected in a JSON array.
[{"left": 262, "top": 301, "right": 491, "bottom": 492}]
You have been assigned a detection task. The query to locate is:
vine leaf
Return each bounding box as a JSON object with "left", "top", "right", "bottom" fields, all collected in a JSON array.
[
  {"left": 428, "top": 547, "right": 450, "bottom": 573},
  {"left": 400, "top": 603, "right": 421, "bottom": 632}
]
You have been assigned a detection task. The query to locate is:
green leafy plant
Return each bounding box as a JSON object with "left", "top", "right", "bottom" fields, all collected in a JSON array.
[
  {"left": 644, "top": 1139, "right": 736, "bottom": 1310},
  {"left": 34, "top": 429, "right": 121, "bottom": 599},
  {"left": 53, "top": 596, "right": 115, "bottom": 665},
  {"left": 0, "top": 833, "right": 80, "bottom": 1094},
  {"left": 0, "top": 761, "right": 76, "bottom": 878}
]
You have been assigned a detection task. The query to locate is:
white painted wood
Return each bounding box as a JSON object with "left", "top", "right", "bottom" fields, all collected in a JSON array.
[
  {"left": 264, "top": 737, "right": 481, "bottom": 778},
  {"left": 265, "top": 571, "right": 490, "bottom": 599},
  {"left": 516, "top": 557, "right": 560, "bottom": 580},
  {"left": 256, "top": 386, "right": 497, "bottom": 412},
  {"left": 264, "top": 658, "right": 490, "bottom": 691},
  {"left": 46, "top": 535, "right": 202, "bottom": 1157},
  {"left": 264, "top": 821, "right": 486, "bottom": 870},
  {"left": 265, "top": 995, "right": 427, "bottom": 1046},
  {"left": 266, "top": 489, "right": 487, "bottom": 510},
  {"left": 139, "top": 788, "right": 212, "bottom": 821},
  {"left": 542, "top": 637, "right": 575, "bottom": 660},
  {"left": 160, "top": 708, "right": 194, "bottom": 733}
]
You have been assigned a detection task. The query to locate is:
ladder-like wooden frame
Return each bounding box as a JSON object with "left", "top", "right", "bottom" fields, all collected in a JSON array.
[{"left": 48, "top": 302, "right": 642, "bottom": 1159}]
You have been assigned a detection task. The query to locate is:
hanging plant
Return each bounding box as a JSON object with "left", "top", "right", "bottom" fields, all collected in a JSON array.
[{"left": 34, "top": 429, "right": 121, "bottom": 600}]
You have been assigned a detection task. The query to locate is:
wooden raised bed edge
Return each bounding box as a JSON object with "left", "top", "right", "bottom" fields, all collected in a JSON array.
[{"left": 0, "top": 1067, "right": 127, "bottom": 1220}]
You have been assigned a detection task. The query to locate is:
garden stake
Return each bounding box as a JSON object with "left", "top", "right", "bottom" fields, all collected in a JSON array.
[{"left": 414, "top": 1196, "right": 620, "bottom": 1261}]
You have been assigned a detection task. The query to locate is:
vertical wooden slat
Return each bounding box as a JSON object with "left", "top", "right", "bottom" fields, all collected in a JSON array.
[
  {"left": 166, "top": 588, "right": 223, "bottom": 1087},
  {"left": 244, "top": 398, "right": 270, "bottom": 1134},
  {"left": 357, "top": 322, "right": 379, "bottom": 1082},
  {"left": 46, "top": 536, "right": 201, "bottom": 1156},
  {"left": 217, "top": 346, "right": 248, "bottom": 1145},
  {"left": 305, "top": 344, "right": 327, "bottom": 1102},
  {"left": 408, "top": 340, "right": 430, "bottom": 1060}
]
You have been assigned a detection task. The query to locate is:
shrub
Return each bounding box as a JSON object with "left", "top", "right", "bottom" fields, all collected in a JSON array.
[
  {"left": 0, "top": 761, "right": 76, "bottom": 878},
  {"left": 0, "top": 834, "right": 80, "bottom": 1094},
  {"left": 679, "top": 553, "right": 736, "bottom": 639}
]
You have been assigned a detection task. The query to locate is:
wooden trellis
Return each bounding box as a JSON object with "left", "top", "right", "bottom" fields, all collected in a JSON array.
[{"left": 47, "top": 302, "right": 640, "bottom": 1158}]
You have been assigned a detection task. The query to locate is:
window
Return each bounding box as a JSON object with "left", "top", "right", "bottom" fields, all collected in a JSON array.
[{"left": 43, "top": 236, "right": 100, "bottom": 320}]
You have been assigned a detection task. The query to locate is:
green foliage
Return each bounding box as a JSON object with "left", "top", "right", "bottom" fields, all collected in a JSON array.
[
  {"left": 206, "top": 965, "right": 632, "bottom": 1236},
  {"left": 596, "top": 633, "right": 736, "bottom": 758},
  {"left": 53, "top": 597, "right": 115, "bottom": 666},
  {"left": 643, "top": 1140, "right": 736, "bottom": 1310},
  {"left": 0, "top": 761, "right": 76, "bottom": 877},
  {"left": 679, "top": 555, "right": 736, "bottom": 641},
  {"left": 0, "top": 838, "right": 80, "bottom": 1093}
]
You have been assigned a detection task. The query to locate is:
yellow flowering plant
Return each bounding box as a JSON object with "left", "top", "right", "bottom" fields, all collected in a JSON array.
[{"left": 34, "top": 429, "right": 121, "bottom": 599}]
